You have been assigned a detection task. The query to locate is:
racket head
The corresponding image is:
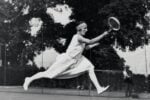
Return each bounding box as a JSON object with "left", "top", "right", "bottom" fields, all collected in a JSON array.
[{"left": 108, "top": 17, "right": 120, "bottom": 31}]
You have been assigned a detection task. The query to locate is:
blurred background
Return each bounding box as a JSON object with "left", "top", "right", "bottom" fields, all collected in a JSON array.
[{"left": 0, "top": 0, "right": 150, "bottom": 94}]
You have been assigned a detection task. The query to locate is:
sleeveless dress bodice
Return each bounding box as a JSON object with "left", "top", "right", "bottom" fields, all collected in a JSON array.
[{"left": 66, "top": 34, "right": 85, "bottom": 59}]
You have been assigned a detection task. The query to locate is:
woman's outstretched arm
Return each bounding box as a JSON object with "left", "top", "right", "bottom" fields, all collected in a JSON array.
[{"left": 78, "top": 31, "right": 109, "bottom": 44}]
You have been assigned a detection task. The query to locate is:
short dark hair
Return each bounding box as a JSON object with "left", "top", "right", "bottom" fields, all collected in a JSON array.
[
  {"left": 76, "top": 21, "right": 86, "bottom": 26},
  {"left": 76, "top": 21, "right": 86, "bottom": 31}
]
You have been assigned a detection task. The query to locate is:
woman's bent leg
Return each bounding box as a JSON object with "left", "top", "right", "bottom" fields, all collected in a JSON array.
[
  {"left": 88, "top": 67, "right": 109, "bottom": 94},
  {"left": 88, "top": 68, "right": 102, "bottom": 90},
  {"left": 88, "top": 67, "right": 103, "bottom": 93}
]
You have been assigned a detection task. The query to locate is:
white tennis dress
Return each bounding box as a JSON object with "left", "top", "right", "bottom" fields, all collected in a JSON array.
[{"left": 46, "top": 34, "right": 94, "bottom": 79}]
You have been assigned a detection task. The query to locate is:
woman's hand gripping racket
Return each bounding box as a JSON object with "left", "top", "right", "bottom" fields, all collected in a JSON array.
[{"left": 108, "top": 17, "right": 120, "bottom": 32}]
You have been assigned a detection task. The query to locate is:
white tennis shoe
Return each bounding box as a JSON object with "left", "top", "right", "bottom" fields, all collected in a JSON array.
[
  {"left": 98, "top": 85, "right": 109, "bottom": 94},
  {"left": 23, "top": 77, "right": 30, "bottom": 91}
]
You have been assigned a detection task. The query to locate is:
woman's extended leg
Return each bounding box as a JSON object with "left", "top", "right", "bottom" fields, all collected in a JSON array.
[
  {"left": 23, "top": 71, "right": 49, "bottom": 91},
  {"left": 23, "top": 54, "right": 76, "bottom": 91},
  {"left": 23, "top": 63, "right": 72, "bottom": 91}
]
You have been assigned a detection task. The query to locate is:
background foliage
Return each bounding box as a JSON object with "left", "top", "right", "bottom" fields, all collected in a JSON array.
[{"left": 0, "top": 0, "right": 149, "bottom": 70}]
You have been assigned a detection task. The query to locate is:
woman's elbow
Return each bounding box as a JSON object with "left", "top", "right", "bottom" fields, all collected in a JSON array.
[{"left": 85, "top": 46, "right": 90, "bottom": 50}]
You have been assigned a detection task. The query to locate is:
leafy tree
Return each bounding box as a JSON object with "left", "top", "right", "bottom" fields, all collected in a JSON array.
[{"left": 0, "top": 0, "right": 148, "bottom": 70}]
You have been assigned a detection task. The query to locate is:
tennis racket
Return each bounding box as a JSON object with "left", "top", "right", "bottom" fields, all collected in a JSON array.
[{"left": 108, "top": 17, "right": 120, "bottom": 32}]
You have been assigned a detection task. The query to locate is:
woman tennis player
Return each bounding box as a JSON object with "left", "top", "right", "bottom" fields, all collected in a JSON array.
[{"left": 23, "top": 18, "right": 120, "bottom": 94}]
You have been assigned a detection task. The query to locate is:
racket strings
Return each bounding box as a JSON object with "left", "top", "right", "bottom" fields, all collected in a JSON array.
[{"left": 108, "top": 17, "right": 120, "bottom": 31}]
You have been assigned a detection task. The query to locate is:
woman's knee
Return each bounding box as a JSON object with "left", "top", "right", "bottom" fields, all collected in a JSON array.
[
  {"left": 87, "top": 65, "right": 95, "bottom": 73},
  {"left": 88, "top": 65, "right": 95, "bottom": 70}
]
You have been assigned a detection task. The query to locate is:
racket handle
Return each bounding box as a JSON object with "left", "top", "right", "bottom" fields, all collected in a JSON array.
[{"left": 108, "top": 28, "right": 112, "bottom": 32}]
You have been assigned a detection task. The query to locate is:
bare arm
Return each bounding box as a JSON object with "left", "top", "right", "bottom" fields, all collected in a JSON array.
[
  {"left": 86, "top": 43, "right": 100, "bottom": 50},
  {"left": 78, "top": 31, "right": 109, "bottom": 44}
]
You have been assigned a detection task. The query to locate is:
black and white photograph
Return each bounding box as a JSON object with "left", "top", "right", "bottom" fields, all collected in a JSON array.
[{"left": 0, "top": 0, "right": 150, "bottom": 100}]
